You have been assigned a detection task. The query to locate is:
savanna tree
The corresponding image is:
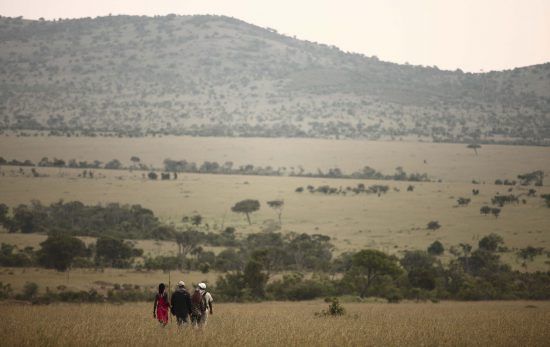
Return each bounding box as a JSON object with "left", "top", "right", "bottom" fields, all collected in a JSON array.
[
  {"left": 231, "top": 199, "right": 260, "bottom": 225},
  {"left": 266, "top": 200, "right": 284, "bottom": 225},
  {"left": 427, "top": 240, "right": 444, "bottom": 256},
  {"left": 467, "top": 143, "right": 481, "bottom": 155},
  {"left": 427, "top": 221, "right": 441, "bottom": 231},
  {"left": 478, "top": 233, "right": 504, "bottom": 252},
  {"left": 37, "top": 234, "right": 87, "bottom": 271},
  {"left": 343, "top": 249, "right": 402, "bottom": 298}
]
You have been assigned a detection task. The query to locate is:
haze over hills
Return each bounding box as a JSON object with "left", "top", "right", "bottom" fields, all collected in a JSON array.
[{"left": 0, "top": 14, "right": 549, "bottom": 144}]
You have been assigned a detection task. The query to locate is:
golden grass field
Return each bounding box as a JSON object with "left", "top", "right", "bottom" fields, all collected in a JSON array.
[
  {"left": 0, "top": 301, "right": 549, "bottom": 346},
  {"left": 1, "top": 135, "right": 549, "bottom": 272}
]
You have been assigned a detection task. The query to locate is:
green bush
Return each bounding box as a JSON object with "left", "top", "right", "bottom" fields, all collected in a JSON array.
[
  {"left": 315, "top": 297, "right": 345, "bottom": 316},
  {"left": 0, "top": 282, "right": 12, "bottom": 299}
]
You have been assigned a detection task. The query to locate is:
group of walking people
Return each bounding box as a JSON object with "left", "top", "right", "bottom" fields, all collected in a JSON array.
[{"left": 153, "top": 281, "right": 213, "bottom": 328}]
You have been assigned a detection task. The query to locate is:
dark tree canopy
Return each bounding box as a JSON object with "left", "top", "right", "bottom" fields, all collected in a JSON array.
[
  {"left": 427, "top": 221, "right": 441, "bottom": 230},
  {"left": 231, "top": 199, "right": 260, "bottom": 225},
  {"left": 104, "top": 159, "right": 122, "bottom": 170},
  {"left": 478, "top": 233, "right": 504, "bottom": 252},
  {"left": 344, "top": 249, "right": 402, "bottom": 298},
  {"left": 401, "top": 250, "right": 439, "bottom": 291},
  {"left": 95, "top": 236, "right": 139, "bottom": 267},
  {"left": 37, "top": 234, "right": 87, "bottom": 271},
  {"left": 427, "top": 240, "right": 444, "bottom": 256},
  {"left": 2, "top": 200, "right": 161, "bottom": 239}
]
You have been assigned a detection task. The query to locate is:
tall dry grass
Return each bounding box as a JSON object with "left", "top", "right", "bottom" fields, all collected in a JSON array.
[{"left": 0, "top": 301, "right": 549, "bottom": 346}]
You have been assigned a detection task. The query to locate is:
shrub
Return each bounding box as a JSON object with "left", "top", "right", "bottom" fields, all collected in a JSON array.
[
  {"left": 427, "top": 241, "right": 444, "bottom": 255},
  {"left": 315, "top": 297, "right": 345, "bottom": 316},
  {"left": 480, "top": 206, "right": 491, "bottom": 215},
  {"left": 385, "top": 289, "right": 404, "bottom": 303},
  {"left": 427, "top": 221, "right": 441, "bottom": 230},
  {"left": 15, "top": 282, "right": 39, "bottom": 301},
  {"left": 478, "top": 234, "right": 504, "bottom": 252},
  {"left": 457, "top": 197, "right": 471, "bottom": 206},
  {"left": 0, "top": 282, "right": 12, "bottom": 299}
]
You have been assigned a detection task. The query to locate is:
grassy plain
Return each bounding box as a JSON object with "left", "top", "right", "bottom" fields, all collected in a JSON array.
[
  {"left": 0, "top": 301, "right": 549, "bottom": 346},
  {"left": 1, "top": 135, "right": 549, "bottom": 272},
  {"left": 2, "top": 135, "right": 550, "bottom": 182},
  {"left": 0, "top": 266, "right": 218, "bottom": 294}
]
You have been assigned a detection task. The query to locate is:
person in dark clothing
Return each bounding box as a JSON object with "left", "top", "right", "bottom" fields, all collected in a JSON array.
[{"left": 170, "top": 281, "right": 192, "bottom": 326}]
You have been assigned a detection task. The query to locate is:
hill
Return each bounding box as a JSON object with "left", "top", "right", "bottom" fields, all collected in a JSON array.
[{"left": 0, "top": 14, "right": 549, "bottom": 144}]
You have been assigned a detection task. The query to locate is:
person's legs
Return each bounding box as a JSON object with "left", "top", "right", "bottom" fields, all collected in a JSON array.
[
  {"left": 190, "top": 313, "right": 199, "bottom": 328},
  {"left": 176, "top": 315, "right": 188, "bottom": 327},
  {"left": 201, "top": 312, "right": 208, "bottom": 327}
]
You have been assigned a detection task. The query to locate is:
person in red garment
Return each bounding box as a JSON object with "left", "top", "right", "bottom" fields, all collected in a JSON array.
[{"left": 153, "top": 283, "right": 170, "bottom": 326}]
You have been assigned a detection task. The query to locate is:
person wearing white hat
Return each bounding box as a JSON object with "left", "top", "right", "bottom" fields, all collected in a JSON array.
[
  {"left": 170, "top": 280, "right": 192, "bottom": 326},
  {"left": 198, "top": 283, "right": 214, "bottom": 326},
  {"left": 191, "top": 283, "right": 214, "bottom": 328}
]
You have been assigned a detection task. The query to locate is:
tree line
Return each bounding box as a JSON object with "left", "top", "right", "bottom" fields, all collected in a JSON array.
[
  {"left": 2, "top": 232, "right": 548, "bottom": 303},
  {"left": 164, "top": 159, "right": 430, "bottom": 181},
  {"left": 0, "top": 200, "right": 162, "bottom": 239},
  {"left": 215, "top": 234, "right": 550, "bottom": 302},
  {"left": 1, "top": 156, "right": 431, "bottom": 182}
]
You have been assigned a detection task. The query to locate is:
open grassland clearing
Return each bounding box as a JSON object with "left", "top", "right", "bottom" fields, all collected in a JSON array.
[
  {"left": 0, "top": 266, "right": 218, "bottom": 294},
  {"left": 0, "top": 301, "right": 549, "bottom": 346}
]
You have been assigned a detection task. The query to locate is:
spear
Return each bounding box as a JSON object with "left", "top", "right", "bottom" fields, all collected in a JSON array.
[{"left": 168, "top": 271, "right": 172, "bottom": 324}]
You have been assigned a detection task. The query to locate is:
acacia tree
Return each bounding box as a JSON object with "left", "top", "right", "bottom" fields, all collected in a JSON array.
[
  {"left": 174, "top": 228, "right": 202, "bottom": 259},
  {"left": 478, "top": 233, "right": 503, "bottom": 252},
  {"left": 517, "top": 246, "right": 544, "bottom": 269},
  {"left": 231, "top": 199, "right": 260, "bottom": 225},
  {"left": 130, "top": 156, "right": 140, "bottom": 165},
  {"left": 266, "top": 200, "right": 284, "bottom": 226},
  {"left": 467, "top": 143, "right": 481, "bottom": 155},
  {"left": 344, "top": 249, "right": 401, "bottom": 298}
]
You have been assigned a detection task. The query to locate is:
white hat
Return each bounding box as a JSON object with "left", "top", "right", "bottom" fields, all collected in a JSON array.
[
  {"left": 178, "top": 281, "right": 185, "bottom": 287},
  {"left": 198, "top": 282, "right": 206, "bottom": 289}
]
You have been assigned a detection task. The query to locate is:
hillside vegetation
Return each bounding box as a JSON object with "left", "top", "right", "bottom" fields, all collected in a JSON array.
[{"left": 0, "top": 15, "right": 549, "bottom": 144}]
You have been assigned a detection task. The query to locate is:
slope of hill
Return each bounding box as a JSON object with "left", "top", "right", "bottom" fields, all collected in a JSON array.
[{"left": 0, "top": 14, "right": 549, "bottom": 144}]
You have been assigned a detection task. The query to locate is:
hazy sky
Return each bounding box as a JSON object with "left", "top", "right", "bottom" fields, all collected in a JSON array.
[{"left": 1, "top": 0, "right": 549, "bottom": 72}]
